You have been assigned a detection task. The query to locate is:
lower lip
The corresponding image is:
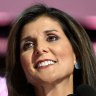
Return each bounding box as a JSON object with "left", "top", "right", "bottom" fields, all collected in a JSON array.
[{"left": 37, "top": 64, "right": 55, "bottom": 70}]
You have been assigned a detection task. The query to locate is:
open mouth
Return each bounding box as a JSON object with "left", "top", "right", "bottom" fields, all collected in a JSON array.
[{"left": 35, "top": 60, "right": 56, "bottom": 69}]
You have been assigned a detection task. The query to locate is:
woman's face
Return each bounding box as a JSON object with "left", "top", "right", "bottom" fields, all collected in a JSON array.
[{"left": 20, "top": 16, "right": 76, "bottom": 86}]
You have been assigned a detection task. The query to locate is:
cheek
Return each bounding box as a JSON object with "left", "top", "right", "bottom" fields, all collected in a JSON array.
[
  {"left": 20, "top": 54, "right": 30, "bottom": 67},
  {"left": 20, "top": 52, "right": 34, "bottom": 72},
  {"left": 54, "top": 45, "right": 76, "bottom": 69},
  {"left": 20, "top": 53, "right": 37, "bottom": 82}
]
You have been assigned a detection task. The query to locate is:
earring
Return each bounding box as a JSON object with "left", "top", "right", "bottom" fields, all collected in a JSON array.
[{"left": 74, "top": 62, "right": 81, "bottom": 69}]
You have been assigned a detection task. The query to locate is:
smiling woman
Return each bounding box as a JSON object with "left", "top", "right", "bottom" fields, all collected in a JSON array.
[
  {"left": 20, "top": 16, "right": 76, "bottom": 88},
  {"left": 6, "top": 4, "right": 96, "bottom": 96}
]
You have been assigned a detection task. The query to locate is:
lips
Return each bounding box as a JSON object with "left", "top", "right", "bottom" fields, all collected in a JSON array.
[{"left": 34, "top": 59, "right": 56, "bottom": 69}]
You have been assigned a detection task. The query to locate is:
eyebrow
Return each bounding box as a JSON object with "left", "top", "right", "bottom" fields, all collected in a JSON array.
[
  {"left": 20, "top": 36, "right": 35, "bottom": 43},
  {"left": 44, "top": 29, "right": 58, "bottom": 33},
  {"left": 21, "top": 29, "right": 58, "bottom": 43}
]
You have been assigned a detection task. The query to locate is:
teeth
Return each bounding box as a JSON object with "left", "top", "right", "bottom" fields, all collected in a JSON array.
[{"left": 38, "top": 60, "right": 55, "bottom": 68}]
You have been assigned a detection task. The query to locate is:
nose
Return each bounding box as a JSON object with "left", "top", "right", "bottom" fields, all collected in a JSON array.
[{"left": 34, "top": 41, "right": 49, "bottom": 55}]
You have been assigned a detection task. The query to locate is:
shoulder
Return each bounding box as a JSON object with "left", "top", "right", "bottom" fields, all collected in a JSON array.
[{"left": 0, "top": 77, "right": 8, "bottom": 96}]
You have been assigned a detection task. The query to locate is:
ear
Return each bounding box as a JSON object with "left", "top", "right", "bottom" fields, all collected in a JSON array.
[{"left": 73, "top": 53, "right": 76, "bottom": 65}]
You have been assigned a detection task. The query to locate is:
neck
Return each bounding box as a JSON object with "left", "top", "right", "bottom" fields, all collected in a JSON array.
[{"left": 35, "top": 75, "right": 73, "bottom": 96}]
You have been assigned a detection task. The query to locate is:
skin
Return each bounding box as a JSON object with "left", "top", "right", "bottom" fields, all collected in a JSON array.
[{"left": 20, "top": 16, "right": 76, "bottom": 96}]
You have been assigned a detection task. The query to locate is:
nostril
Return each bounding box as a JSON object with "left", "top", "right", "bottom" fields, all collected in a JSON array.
[
  {"left": 35, "top": 48, "right": 48, "bottom": 55},
  {"left": 42, "top": 49, "right": 48, "bottom": 53},
  {"left": 35, "top": 50, "right": 40, "bottom": 55}
]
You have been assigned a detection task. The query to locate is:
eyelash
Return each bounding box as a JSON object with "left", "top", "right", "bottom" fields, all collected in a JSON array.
[
  {"left": 22, "top": 35, "right": 59, "bottom": 51},
  {"left": 47, "top": 34, "right": 59, "bottom": 42},
  {"left": 23, "top": 41, "right": 34, "bottom": 51}
]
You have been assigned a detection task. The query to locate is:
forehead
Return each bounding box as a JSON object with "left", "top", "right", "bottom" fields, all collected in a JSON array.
[
  {"left": 21, "top": 16, "right": 64, "bottom": 37},
  {"left": 23, "top": 15, "right": 62, "bottom": 28}
]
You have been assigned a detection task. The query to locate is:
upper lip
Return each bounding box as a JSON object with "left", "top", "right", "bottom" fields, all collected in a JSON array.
[{"left": 34, "top": 59, "right": 56, "bottom": 68}]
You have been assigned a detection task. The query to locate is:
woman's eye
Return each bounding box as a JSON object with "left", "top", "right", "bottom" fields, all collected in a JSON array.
[
  {"left": 47, "top": 35, "right": 59, "bottom": 42},
  {"left": 23, "top": 41, "right": 34, "bottom": 51}
]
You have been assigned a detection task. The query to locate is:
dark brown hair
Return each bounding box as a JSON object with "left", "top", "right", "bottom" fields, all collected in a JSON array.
[{"left": 6, "top": 4, "right": 96, "bottom": 96}]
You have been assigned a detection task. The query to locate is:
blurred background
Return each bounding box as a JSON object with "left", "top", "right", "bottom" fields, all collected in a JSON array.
[{"left": 0, "top": 0, "right": 96, "bottom": 77}]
